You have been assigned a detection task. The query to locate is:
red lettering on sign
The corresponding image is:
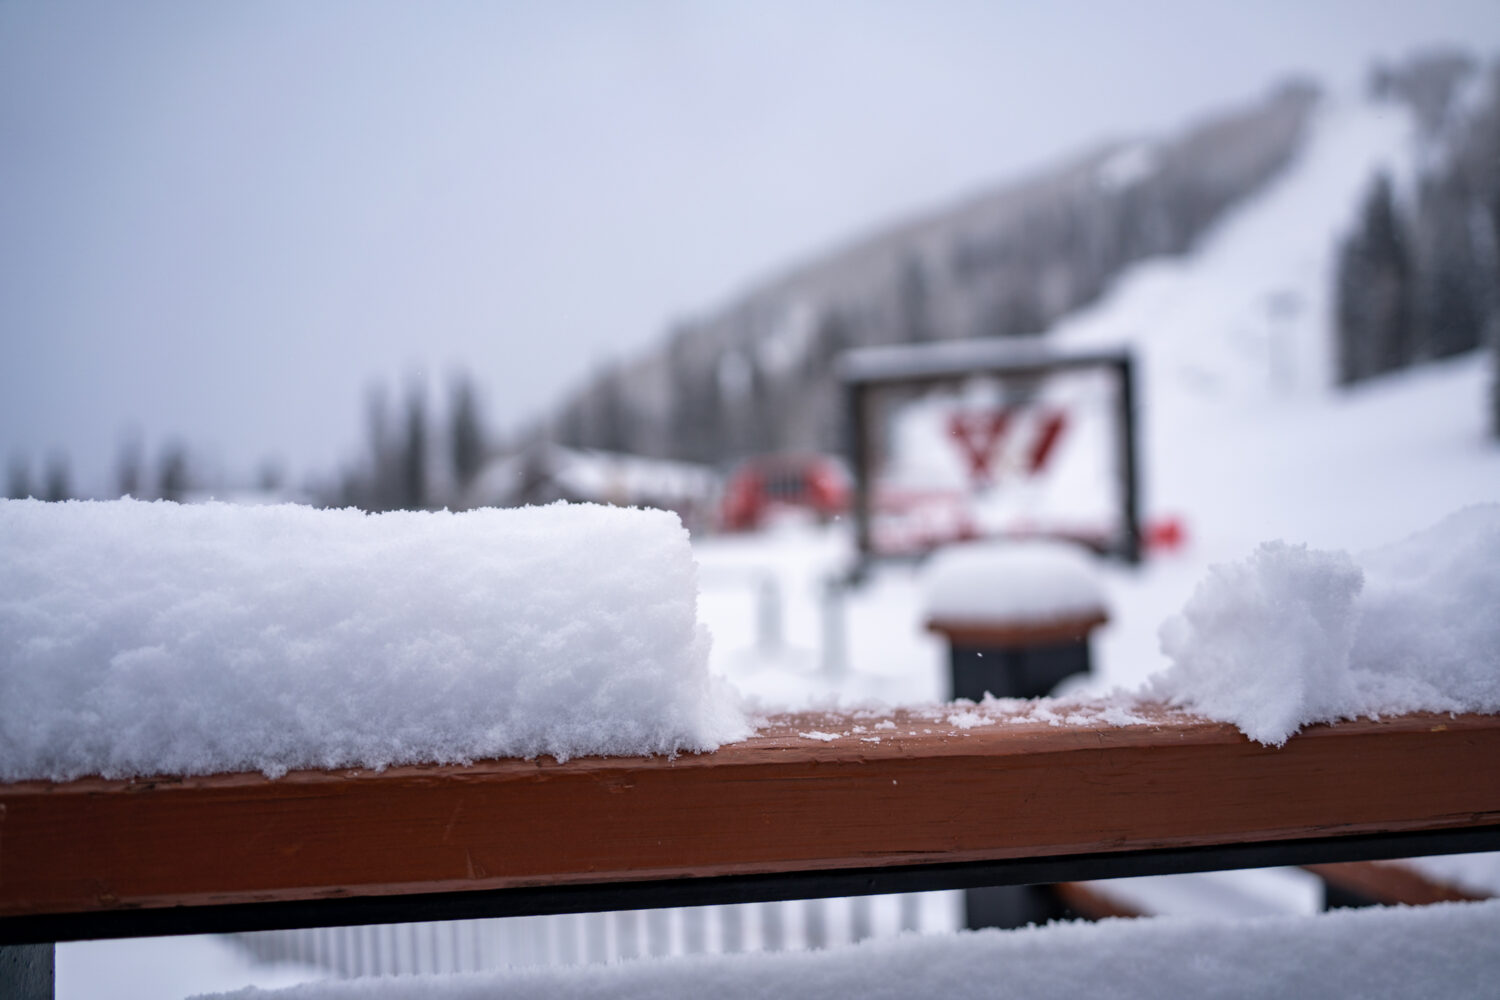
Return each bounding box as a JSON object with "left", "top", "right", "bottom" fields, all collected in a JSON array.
[{"left": 947, "top": 410, "right": 1012, "bottom": 484}]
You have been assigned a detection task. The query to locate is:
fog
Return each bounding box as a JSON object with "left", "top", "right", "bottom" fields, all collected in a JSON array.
[{"left": 3, "top": 1, "right": 1497, "bottom": 494}]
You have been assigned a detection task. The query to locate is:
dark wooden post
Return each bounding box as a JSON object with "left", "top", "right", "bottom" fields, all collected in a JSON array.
[
  {"left": 925, "top": 614, "right": 1108, "bottom": 930},
  {"left": 927, "top": 614, "right": 1109, "bottom": 702}
]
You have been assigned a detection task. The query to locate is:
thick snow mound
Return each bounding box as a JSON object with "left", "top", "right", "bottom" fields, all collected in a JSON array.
[
  {"left": 198, "top": 898, "right": 1500, "bottom": 999},
  {"left": 0, "top": 499, "right": 747, "bottom": 781},
  {"left": 1351, "top": 504, "right": 1500, "bottom": 711},
  {"left": 1153, "top": 541, "right": 1364, "bottom": 744},
  {"left": 922, "top": 539, "right": 1107, "bottom": 625},
  {"left": 1153, "top": 504, "right": 1500, "bottom": 744}
]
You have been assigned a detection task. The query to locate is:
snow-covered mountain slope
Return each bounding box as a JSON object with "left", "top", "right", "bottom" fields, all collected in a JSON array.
[
  {"left": 694, "top": 86, "right": 1500, "bottom": 702},
  {"left": 1050, "top": 91, "right": 1496, "bottom": 557},
  {"left": 1054, "top": 95, "right": 1415, "bottom": 404},
  {"left": 544, "top": 82, "right": 1318, "bottom": 466}
]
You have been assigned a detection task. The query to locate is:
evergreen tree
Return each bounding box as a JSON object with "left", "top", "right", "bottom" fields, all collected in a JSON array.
[
  {"left": 1336, "top": 174, "right": 1413, "bottom": 384},
  {"left": 897, "top": 254, "right": 935, "bottom": 343},
  {"left": 553, "top": 399, "right": 588, "bottom": 450},
  {"left": 158, "top": 444, "right": 190, "bottom": 502},
  {"left": 6, "top": 455, "right": 32, "bottom": 499},
  {"left": 1413, "top": 179, "right": 1490, "bottom": 361},
  {"left": 665, "top": 325, "right": 722, "bottom": 464},
  {"left": 42, "top": 454, "right": 72, "bottom": 502},
  {"left": 592, "top": 368, "right": 632, "bottom": 454},
  {"left": 1492, "top": 322, "right": 1500, "bottom": 440},
  {"left": 401, "top": 382, "right": 428, "bottom": 511},
  {"left": 448, "top": 373, "right": 486, "bottom": 501},
  {"left": 364, "top": 383, "right": 401, "bottom": 511},
  {"left": 116, "top": 436, "right": 144, "bottom": 498},
  {"left": 256, "top": 459, "right": 285, "bottom": 495}
]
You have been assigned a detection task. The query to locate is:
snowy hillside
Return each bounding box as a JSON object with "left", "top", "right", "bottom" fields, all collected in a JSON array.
[
  {"left": 694, "top": 84, "right": 1500, "bottom": 702},
  {"left": 544, "top": 82, "right": 1318, "bottom": 466}
]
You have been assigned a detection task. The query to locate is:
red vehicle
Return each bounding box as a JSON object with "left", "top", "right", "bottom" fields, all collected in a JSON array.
[{"left": 721, "top": 454, "right": 851, "bottom": 531}]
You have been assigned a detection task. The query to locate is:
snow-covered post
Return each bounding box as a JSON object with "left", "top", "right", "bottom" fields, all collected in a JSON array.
[
  {"left": 922, "top": 540, "right": 1108, "bottom": 702},
  {"left": 922, "top": 539, "right": 1109, "bottom": 930}
]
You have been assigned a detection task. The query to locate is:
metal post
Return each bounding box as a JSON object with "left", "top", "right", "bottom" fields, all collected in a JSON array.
[
  {"left": 846, "top": 380, "right": 874, "bottom": 570},
  {"left": 820, "top": 576, "right": 847, "bottom": 678},
  {"left": 1117, "top": 354, "right": 1142, "bottom": 565},
  {"left": 755, "top": 574, "right": 783, "bottom": 656},
  {"left": 0, "top": 943, "right": 53, "bottom": 1000}
]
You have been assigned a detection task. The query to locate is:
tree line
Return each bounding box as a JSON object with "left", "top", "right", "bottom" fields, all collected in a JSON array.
[
  {"left": 545, "top": 79, "right": 1320, "bottom": 467},
  {"left": 327, "top": 371, "right": 490, "bottom": 512},
  {"left": 6, "top": 438, "right": 196, "bottom": 504},
  {"left": 1333, "top": 53, "right": 1500, "bottom": 442},
  {"left": 6, "top": 370, "right": 493, "bottom": 511}
]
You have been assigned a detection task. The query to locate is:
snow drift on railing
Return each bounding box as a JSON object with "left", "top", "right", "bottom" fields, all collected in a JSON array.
[
  {"left": 0, "top": 499, "right": 748, "bottom": 781},
  {"left": 1153, "top": 503, "right": 1500, "bottom": 744}
]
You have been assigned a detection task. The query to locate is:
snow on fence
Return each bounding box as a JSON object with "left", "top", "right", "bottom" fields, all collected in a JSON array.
[{"left": 230, "top": 894, "right": 948, "bottom": 979}]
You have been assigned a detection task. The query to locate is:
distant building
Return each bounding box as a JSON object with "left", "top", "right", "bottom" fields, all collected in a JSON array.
[{"left": 465, "top": 444, "right": 721, "bottom": 534}]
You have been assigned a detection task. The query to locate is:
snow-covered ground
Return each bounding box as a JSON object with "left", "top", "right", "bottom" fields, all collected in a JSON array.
[
  {"left": 198, "top": 898, "right": 1500, "bottom": 1000},
  {"left": 55, "top": 935, "right": 325, "bottom": 1000}
]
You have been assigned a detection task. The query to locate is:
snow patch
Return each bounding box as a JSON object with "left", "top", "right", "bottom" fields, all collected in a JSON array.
[
  {"left": 197, "top": 898, "right": 1500, "bottom": 999},
  {"left": 1404, "top": 852, "right": 1500, "bottom": 900},
  {"left": 922, "top": 539, "right": 1107, "bottom": 625},
  {"left": 0, "top": 499, "right": 748, "bottom": 781},
  {"left": 1152, "top": 504, "right": 1500, "bottom": 745},
  {"left": 1096, "top": 141, "right": 1158, "bottom": 190}
]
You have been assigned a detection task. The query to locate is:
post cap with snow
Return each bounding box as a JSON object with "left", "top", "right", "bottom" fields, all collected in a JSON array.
[{"left": 922, "top": 538, "right": 1108, "bottom": 646}]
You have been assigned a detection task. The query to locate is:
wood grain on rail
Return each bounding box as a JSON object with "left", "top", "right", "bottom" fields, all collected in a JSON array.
[{"left": 2, "top": 706, "right": 1498, "bottom": 919}]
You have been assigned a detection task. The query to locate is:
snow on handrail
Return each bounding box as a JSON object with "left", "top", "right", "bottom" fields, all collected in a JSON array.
[{"left": 3, "top": 703, "right": 1498, "bottom": 943}]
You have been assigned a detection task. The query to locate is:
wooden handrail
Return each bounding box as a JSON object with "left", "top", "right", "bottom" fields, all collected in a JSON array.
[{"left": 2, "top": 705, "right": 1498, "bottom": 934}]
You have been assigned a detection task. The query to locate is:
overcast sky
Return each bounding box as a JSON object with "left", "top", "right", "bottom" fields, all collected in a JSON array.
[{"left": 3, "top": 1, "right": 1498, "bottom": 495}]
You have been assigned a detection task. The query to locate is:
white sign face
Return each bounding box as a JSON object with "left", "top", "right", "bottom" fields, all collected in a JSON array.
[{"left": 870, "top": 370, "right": 1119, "bottom": 555}]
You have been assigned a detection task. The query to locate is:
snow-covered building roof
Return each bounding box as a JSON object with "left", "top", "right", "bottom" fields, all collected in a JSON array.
[{"left": 465, "top": 445, "right": 721, "bottom": 530}]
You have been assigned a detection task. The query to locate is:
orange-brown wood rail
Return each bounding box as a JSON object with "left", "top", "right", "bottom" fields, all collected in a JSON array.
[
  {"left": 2, "top": 706, "right": 1498, "bottom": 923},
  {"left": 1305, "top": 860, "right": 1493, "bottom": 906},
  {"left": 926, "top": 612, "right": 1109, "bottom": 647}
]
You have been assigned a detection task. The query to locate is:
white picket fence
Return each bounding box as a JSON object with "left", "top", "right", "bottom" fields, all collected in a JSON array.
[{"left": 233, "top": 893, "right": 961, "bottom": 978}]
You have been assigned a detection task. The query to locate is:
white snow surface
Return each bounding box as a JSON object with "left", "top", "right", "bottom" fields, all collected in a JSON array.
[
  {"left": 58, "top": 935, "right": 325, "bottom": 1000},
  {"left": 195, "top": 899, "right": 1500, "bottom": 1000},
  {"left": 922, "top": 539, "right": 1107, "bottom": 625},
  {"left": 0, "top": 498, "right": 747, "bottom": 781},
  {"left": 1076, "top": 867, "right": 1324, "bottom": 920},
  {"left": 1153, "top": 504, "right": 1500, "bottom": 745}
]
